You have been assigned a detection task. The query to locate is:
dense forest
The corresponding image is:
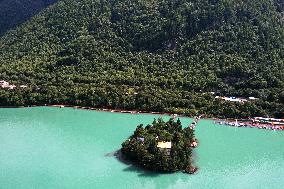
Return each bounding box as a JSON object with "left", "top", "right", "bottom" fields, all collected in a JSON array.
[
  {"left": 0, "top": 0, "right": 284, "bottom": 118},
  {"left": 121, "top": 118, "right": 196, "bottom": 173},
  {"left": 0, "top": 0, "right": 58, "bottom": 36}
]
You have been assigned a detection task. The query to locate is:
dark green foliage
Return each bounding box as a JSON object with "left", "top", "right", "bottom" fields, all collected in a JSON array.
[
  {"left": 0, "top": 0, "right": 283, "bottom": 118},
  {"left": 121, "top": 118, "right": 194, "bottom": 172},
  {"left": 0, "top": 0, "right": 58, "bottom": 36}
]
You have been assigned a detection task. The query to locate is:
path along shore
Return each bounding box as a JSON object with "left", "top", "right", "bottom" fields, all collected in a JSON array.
[
  {"left": 0, "top": 104, "right": 192, "bottom": 117},
  {"left": 51, "top": 104, "right": 180, "bottom": 116}
]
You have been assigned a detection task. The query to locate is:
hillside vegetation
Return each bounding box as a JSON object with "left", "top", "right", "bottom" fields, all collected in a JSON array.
[
  {"left": 0, "top": 0, "right": 284, "bottom": 118},
  {"left": 0, "top": 0, "right": 58, "bottom": 36}
]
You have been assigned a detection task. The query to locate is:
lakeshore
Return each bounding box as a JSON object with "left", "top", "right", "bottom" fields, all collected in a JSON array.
[
  {"left": 0, "top": 104, "right": 193, "bottom": 118},
  {"left": 2, "top": 104, "right": 283, "bottom": 133}
]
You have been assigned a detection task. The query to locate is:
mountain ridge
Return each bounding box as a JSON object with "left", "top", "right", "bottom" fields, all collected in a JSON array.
[
  {"left": 0, "top": 0, "right": 283, "bottom": 118},
  {"left": 0, "top": 0, "right": 58, "bottom": 36}
]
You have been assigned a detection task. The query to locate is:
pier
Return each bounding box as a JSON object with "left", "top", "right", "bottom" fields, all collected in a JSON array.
[{"left": 214, "top": 117, "right": 284, "bottom": 131}]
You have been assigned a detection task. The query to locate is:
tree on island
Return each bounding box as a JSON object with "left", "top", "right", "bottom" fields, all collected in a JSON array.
[{"left": 121, "top": 118, "right": 197, "bottom": 174}]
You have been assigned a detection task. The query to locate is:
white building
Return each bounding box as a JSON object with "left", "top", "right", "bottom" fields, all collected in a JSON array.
[
  {"left": 249, "top": 97, "right": 258, "bottom": 100},
  {"left": 8, "top": 85, "right": 16, "bottom": 90},
  {"left": 215, "top": 96, "right": 247, "bottom": 103},
  {"left": 20, "top": 85, "right": 28, "bottom": 88},
  {"left": 0, "top": 80, "right": 9, "bottom": 88},
  {"left": 157, "top": 141, "right": 172, "bottom": 155}
]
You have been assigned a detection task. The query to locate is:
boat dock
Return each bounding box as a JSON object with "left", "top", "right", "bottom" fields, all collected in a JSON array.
[{"left": 214, "top": 117, "right": 284, "bottom": 131}]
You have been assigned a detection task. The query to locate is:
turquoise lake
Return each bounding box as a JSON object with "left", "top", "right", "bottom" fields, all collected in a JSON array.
[{"left": 1, "top": 107, "right": 284, "bottom": 189}]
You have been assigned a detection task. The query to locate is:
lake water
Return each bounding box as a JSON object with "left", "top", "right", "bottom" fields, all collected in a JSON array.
[{"left": 1, "top": 107, "right": 284, "bottom": 189}]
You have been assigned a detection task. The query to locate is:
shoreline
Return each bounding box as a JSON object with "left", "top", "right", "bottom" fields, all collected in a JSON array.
[
  {"left": 0, "top": 104, "right": 193, "bottom": 118},
  {"left": 2, "top": 105, "right": 283, "bottom": 132},
  {"left": 51, "top": 104, "right": 178, "bottom": 117}
]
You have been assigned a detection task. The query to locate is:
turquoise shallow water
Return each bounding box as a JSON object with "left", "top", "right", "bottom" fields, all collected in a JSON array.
[{"left": 1, "top": 107, "right": 284, "bottom": 189}]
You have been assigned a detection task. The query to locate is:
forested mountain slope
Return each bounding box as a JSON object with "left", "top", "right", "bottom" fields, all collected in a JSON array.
[
  {"left": 0, "top": 0, "right": 58, "bottom": 36},
  {"left": 0, "top": 0, "right": 283, "bottom": 118}
]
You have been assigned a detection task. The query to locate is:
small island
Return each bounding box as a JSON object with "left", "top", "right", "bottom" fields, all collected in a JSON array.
[{"left": 121, "top": 118, "right": 198, "bottom": 174}]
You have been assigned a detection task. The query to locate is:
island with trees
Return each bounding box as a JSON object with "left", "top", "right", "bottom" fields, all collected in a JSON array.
[{"left": 121, "top": 118, "right": 198, "bottom": 174}]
